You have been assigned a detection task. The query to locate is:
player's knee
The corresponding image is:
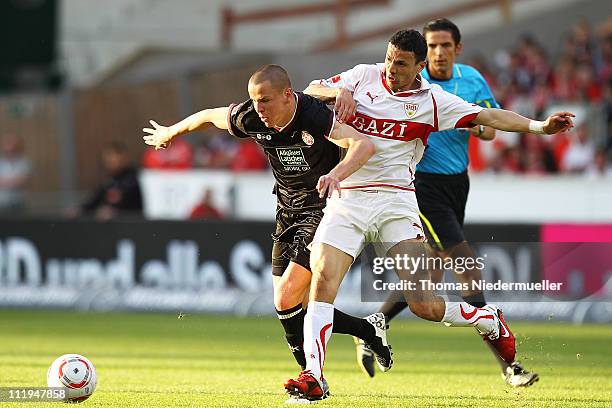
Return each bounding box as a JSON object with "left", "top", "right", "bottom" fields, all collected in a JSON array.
[
  {"left": 274, "top": 283, "right": 301, "bottom": 311},
  {"left": 310, "top": 254, "right": 335, "bottom": 284},
  {"left": 309, "top": 248, "right": 324, "bottom": 275},
  {"left": 407, "top": 301, "right": 424, "bottom": 317},
  {"left": 274, "top": 296, "right": 300, "bottom": 311}
]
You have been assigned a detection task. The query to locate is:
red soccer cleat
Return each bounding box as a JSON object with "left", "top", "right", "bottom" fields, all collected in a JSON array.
[
  {"left": 284, "top": 370, "right": 329, "bottom": 401},
  {"left": 482, "top": 305, "right": 516, "bottom": 364}
]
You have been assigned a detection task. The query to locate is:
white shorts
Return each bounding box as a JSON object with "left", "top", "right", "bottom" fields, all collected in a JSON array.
[{"left": 312, "top": 189, "right": 425, "bottom": 259}]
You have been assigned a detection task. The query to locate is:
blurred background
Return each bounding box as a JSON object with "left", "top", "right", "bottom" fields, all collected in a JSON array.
[{"left": 0, "top": 0, "right": 610, "bottom": 321}]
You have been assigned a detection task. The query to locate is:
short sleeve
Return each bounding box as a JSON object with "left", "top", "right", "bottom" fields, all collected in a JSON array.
[
  {"left": 227, "top": 101, "right": 252, "bottom": 138},
  {"left": 473, "top": 74, "right": 500, "bottom": 109},
  {"left": 433, "top": 87, "right": 484, "bottom": 131},
  {"left": 309, "top": 64, "right": 368, "bottom": 92}
]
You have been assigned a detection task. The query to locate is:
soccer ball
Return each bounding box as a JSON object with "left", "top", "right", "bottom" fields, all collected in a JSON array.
[{"left": 47, "top": 354, "right": 97, "bottom": 402}]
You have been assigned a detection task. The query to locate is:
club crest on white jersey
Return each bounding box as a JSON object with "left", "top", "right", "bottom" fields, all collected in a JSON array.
[
  {"left": 313, "top": 63, "right": 482, "bottom": 191},
  {"left": 404, "top": 103, "right": 419, "bottom": 118}
]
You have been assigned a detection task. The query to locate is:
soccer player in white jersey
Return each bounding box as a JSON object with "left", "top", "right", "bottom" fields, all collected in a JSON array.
[
  {"left": 350, "top": 18, "right": 538, "bottom": 387},
  {"left": 284, "top": 29, "right": 574, "bottom": 401}
]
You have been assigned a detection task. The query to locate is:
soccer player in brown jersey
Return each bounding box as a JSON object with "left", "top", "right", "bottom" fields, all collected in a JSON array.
[{"left": 143, "top": 65, "right": 391, "bottom": 400}]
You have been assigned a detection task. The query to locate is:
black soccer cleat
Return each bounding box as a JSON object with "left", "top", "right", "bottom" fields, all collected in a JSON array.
[{"left": 353, "top": 336, "right": 376, "bottom": 377}]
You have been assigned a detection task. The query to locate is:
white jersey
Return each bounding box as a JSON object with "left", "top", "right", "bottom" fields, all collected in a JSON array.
[{"left": 313, "top": 63, "right": 483, "bottom": 191}]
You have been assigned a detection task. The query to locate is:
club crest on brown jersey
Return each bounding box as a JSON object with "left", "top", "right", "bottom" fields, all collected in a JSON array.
[{"left": 302, "top": 131, "right": 315, "bottom": 145}]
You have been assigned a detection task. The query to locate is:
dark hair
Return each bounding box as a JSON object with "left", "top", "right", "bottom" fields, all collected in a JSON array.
[
  {"left": 389, "top": 29, "right": 427, "bottom": 62},
  {"left": 423, "top": 18, "right": 461, "bottom": 45},
  {"left": 249, "top": 64, "right": 292, "bottom": 90}
]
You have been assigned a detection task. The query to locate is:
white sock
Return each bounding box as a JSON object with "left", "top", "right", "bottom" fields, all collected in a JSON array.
[
  {"left": 442, "top": 300, "right": 496, "bottom": 334},
  {"left": 303, "top": 301, "right": 334, "bottom": 382}
]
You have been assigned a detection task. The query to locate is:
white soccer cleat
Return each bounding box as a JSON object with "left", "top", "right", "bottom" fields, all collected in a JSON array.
[{"left": 363, "top": 312, "right": 393, "bottom": 372}]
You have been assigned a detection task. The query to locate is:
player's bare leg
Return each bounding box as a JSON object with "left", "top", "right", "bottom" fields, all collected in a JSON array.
[
  {"left": 369, "top": 239, "right": 531, "bottom": 385},
  {"left": 376, "top": 242, "right": 441, "bottom": 322},
  {"left": 274, "top": 262, "right": 313, "bottom": 370},
  {"left": 285, "top": 243, "right": 392, "bottom": 400},
  {"left": 274, "top": 263, "right": 312, "bottom": 310},
  {"left": 276, "top": 261, "right": 393, "bottom": 379},
  {"left": 284, "top": 244, "right": 352, "bottom": 400},
  {"left": 308, "top": 243, "right": 353, "bottom": 302},
  {"left": 386, "top": 239, "right": 445, "bottom": 320},
  {"left": 386, "top": 238, "right": 516, "bottom": 363},
  {"left": 308, "top": 243, "right": 392, "bottom": 372}
]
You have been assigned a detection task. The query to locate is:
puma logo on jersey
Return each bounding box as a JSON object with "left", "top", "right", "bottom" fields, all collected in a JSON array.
[{"left": 366, "top": 91, "right": 379, "bottom": 103}]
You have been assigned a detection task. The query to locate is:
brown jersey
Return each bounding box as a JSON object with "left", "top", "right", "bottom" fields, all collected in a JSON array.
[{"left": 228, "top": 92, "right": 340, "bottom": 211}]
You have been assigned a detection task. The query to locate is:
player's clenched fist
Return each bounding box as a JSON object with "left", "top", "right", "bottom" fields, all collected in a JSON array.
[
  {"left": 317, "top": 174, "right": 341, "bottom": 198},
  {"left": 543, "top": 112, "right": 575, "bottom": 134},
  {"left": 334, "top": 88, "right": 356, "bottom": 124},
  {"left": 142, "top": 120, "right": 172, "bottom": 150}
]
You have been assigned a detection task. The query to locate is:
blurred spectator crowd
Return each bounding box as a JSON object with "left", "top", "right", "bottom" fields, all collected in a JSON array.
[
  {"left": 467, "top": 19, "right": 612, "bottom": 177},
  {"left": 0, "top": 133, "right": 30, "bottom": 214},
  {"left": 3, "top": 18, "right": 612, "bottom": 218}
]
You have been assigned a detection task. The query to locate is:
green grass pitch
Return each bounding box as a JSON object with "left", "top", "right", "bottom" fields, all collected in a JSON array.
[{"left": 0, "top": 310, "right": 610, "bottom": 407}]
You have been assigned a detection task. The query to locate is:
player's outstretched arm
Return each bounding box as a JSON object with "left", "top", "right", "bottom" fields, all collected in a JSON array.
[
  {"left": 316, "top": 122, "right": 375, "bottom": 198},
  {"left": 474, "top": 109, "right": 575, "bottom": 135},
  {"left": 142, "top": 107, "right": 229, "bottom": 150},
  {"left": 304, "top": 83, "right": 341, "bottom": 103},
  {"left": 305, "top": 85, "right": 356, "bottom": 124}
]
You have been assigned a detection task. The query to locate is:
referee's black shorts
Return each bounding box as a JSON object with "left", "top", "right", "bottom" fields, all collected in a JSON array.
[
  {"left": 271, "top": 207, "right": 323, "bottom": 276},
  {"left": 415, "top": 170, "right": 469, "bottom": 253}
]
